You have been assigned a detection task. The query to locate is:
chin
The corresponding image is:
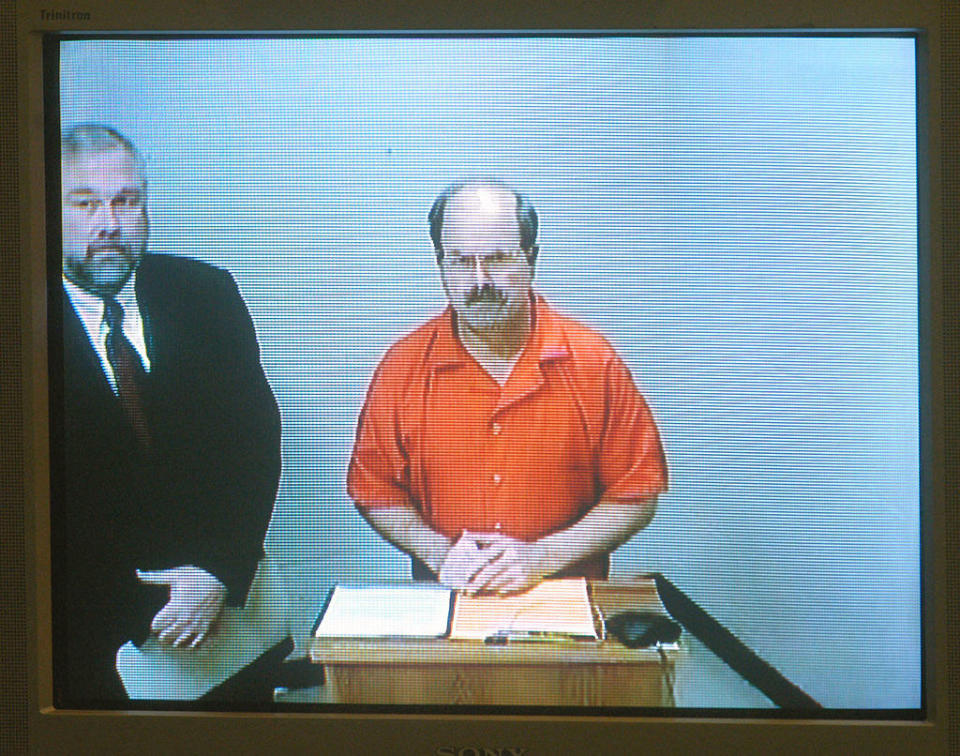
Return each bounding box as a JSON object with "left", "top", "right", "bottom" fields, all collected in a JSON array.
[
  {"left": 91, "top": 272, "right": 132, "bottom": 292},
  {"left": 89, "top": 259, "right": 138, "bottom": 289},
  {"left": 460, "top": 308, "right": 507, "bottom": 333},
  {"left": 80, "top": 274, "right": 131, "bottom": 296}
]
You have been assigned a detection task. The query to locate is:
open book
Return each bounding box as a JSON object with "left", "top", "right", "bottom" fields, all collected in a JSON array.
[
  {"left": 313, "top": 578, "right": 598, "bottom": 642},
  {"left": 449, "top": 578, "right": 598, "bottom": 640}
]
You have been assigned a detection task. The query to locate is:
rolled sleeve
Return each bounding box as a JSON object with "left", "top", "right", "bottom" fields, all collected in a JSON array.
[
  {"left": 347, "top": 361, "right": 415, "bottom": 509},
  {"left": 597, "top": 355, "right": 668, "bottom": 502}
]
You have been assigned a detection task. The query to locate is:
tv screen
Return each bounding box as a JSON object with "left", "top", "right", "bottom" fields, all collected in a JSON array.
[{"left": 16, "top": 1, "right": 949, "bottom": 753}]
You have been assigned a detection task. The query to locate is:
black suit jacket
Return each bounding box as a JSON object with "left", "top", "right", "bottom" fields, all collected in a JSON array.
[{"left": 56, "top": 254, "right": 282, "bottom": 705}]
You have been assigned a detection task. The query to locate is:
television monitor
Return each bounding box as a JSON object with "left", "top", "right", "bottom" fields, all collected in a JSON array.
[{"left": 13, "top": 0, "right": 950, "bottom": 753}]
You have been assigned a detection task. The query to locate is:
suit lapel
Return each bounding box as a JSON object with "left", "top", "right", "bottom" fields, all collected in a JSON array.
[
  {"left": 134, "top": 257, "right": 158, "bottom": 365},
  {"left": 63, "top": 292, "right": 114, "bottom": 398}
]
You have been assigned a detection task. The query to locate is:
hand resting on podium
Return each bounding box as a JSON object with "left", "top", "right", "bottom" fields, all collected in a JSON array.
[
  {"left": 363, "top": 501, "right": 657, "bottom": 596},
  {"left": 439, "top": 531, "right": 550, "bottom": 595}
]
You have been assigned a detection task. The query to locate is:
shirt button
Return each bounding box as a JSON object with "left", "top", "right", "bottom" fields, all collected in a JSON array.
[
  {"left": 491, "top": 422, "right": 502, "bottom": 435},
  {"left": 492, "top": 473, "right": 502, "bottom": 485}
]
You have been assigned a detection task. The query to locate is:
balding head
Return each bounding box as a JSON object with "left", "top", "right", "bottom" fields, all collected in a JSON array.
[
  {"left": 62, "top": 123, "right": 146, "bottom": 178},
  {"left": 430, "top": 179, "right": 538, "bottom": 341},
  {"left": 428, "top": 179, "right": 538, "bottom": 261}
]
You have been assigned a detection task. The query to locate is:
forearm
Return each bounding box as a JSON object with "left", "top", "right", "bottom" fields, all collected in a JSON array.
[
  {"left": 193, "top": 375, "right": 281, "bottom": 601},
  {"left": 360, "top": 505, "right": 453, "bottom": 574},
  {"left": 536, "top": 497, "right": 658, "bottom": 576},
  {"left": 189, "top": 468, "right": 276, "bottom": 604}
]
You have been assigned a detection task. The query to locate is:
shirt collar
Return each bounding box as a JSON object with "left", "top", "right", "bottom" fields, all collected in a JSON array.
[
  {"left": 431, "top": 292, "right": 570, "bottom": 369},
  {"left": 63, "top": 273, "right": 140, "bottom": 334},
  {"left": 534, "top": 294, "right": 572, "bottom": 363},
  {"left": 113, "top": 275, "right": 139, "bottom": 314}
]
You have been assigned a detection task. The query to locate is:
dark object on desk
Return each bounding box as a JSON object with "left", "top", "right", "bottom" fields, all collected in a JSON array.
[{"left": 607, "top": 611, "right": 681, "bottom": 648}]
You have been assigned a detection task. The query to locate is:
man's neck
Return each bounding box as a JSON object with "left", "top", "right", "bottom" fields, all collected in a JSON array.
[
  {"left": 456, "top": 302, "right": 532, "bottom": 385},
  {"left": 63, "top": 270, "right": 133, "bottom": 301}
]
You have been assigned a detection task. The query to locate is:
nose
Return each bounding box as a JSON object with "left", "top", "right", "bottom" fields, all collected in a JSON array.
[
  {"left": 473, "top": 255, "right": 492, "bottom": 287},
  {"left": 95, "top": 203, "right": 121, "bottom": 237}
]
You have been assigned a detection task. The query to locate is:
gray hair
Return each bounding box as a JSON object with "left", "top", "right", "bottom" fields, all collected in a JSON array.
[{"left": 61, "top": 124, "right": 146, "bottom": 175}]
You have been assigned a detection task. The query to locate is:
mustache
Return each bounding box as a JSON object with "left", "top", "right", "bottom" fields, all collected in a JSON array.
[
  {"left": 465, "top": 284, "right": 506, "bottom": 305},
  {"left": 86, "top": 241, "right": 133, "bottom": 258}
]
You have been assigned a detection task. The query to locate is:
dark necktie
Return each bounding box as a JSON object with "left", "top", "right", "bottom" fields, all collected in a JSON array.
[{"left": 102, "top": 298, "right": 153, "bottom": 450}]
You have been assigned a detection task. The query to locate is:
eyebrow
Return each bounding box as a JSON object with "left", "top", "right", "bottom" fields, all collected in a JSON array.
[{"left": 65, "top": 187, "right": 143, "bottom": 198}]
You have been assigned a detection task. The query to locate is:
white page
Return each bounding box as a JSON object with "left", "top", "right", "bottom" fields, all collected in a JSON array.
[
  {"left": 314, "top": 585, "right": 453, "bottom": 638},
  {"left": 449, "top": 578, "right": 598, "bottom": 641}
]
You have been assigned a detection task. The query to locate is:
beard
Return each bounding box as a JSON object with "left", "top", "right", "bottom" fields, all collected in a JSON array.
[
  {"left": 457, "top": 288, "right": 526, "bottom": 335},
  {"left": 65, "top": 240, "right": 144, "bottom": 296}
]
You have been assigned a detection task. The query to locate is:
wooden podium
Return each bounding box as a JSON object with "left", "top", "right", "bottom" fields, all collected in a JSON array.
[{"left": 308, "top": 579, "right": 679, "bottom": 707}]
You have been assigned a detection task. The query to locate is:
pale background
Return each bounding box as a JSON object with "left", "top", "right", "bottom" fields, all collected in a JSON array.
[{"left": 59, "top": 35, "right": 920, "bottom": 708}]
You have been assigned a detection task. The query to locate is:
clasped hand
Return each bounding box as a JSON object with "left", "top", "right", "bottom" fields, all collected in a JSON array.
[
  {"left": 438, "top": 531, "right": 550, "bottom": 595},
  {"left": 137, "top": 566, "right": 227, "bottom": 649}
]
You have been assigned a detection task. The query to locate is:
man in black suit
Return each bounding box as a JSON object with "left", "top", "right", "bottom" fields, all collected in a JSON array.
[{"left": 57, "top": 124, "right": 284, "bottom": 705}]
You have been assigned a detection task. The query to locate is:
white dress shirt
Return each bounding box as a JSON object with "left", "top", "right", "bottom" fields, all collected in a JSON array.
[{"left": 63, "top": 275, "right": 152, "bottom": 393}]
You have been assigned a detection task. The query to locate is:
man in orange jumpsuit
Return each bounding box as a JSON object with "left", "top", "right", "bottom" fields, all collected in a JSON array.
[{"left": 348, "top": 179, "right": 667, "bottom": 595}]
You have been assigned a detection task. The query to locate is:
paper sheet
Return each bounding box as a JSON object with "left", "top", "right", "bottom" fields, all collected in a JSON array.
[
  {"left": 313, "top": 584, "right": 453, "bottom": 638},
  {"left": 449, "top": 578, "right": 598, "bottom": 641}
]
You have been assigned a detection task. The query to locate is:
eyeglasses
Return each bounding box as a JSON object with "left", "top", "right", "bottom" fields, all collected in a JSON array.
[
  {"left": 440, "top": 250, "right": 529, "bottom": 273},
  {"left": 65, "top": 190, "right": 145, "bottom": 215}
]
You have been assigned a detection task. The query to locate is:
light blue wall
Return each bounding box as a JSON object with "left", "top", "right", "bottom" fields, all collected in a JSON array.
[{"left": 60, "top": 35, "right": 920, "bottom": 708}]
